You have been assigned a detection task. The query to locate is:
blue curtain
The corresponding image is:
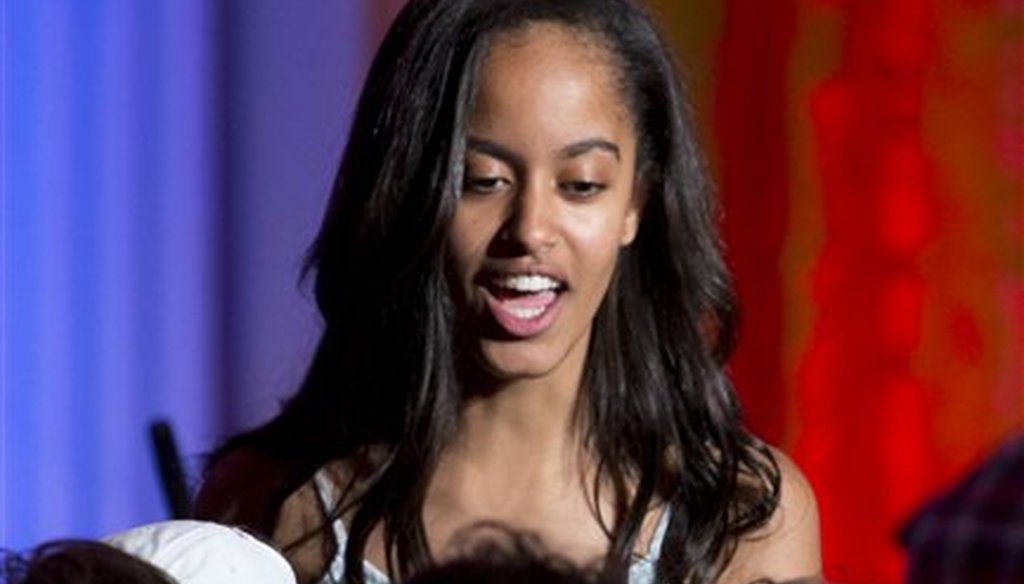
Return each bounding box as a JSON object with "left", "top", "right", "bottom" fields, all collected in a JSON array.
[{"left": 2, "top": 0, "right": 369, "bottom": 548}]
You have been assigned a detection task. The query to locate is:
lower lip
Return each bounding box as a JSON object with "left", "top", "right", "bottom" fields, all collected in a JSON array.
[{"left": 483, "top": 290, "right": 562, "bottom": 338}]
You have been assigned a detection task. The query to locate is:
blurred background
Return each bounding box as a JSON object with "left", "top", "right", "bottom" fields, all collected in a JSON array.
[{"left": 2, "top": 0, "right": 1021, "bottom": 582}]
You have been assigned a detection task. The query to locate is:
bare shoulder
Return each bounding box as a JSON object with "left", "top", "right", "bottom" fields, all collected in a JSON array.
[{"left": 720, "top": 446, "right": 822, "bottom": 583}]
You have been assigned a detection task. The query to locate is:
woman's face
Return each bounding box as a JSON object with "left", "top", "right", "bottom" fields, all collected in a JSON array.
[{"left": 448, "top": 23, "right": 642, "bottom": 384}]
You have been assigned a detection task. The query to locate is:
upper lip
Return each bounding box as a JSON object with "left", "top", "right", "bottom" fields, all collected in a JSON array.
[{"left": 476, "top": 264, "right": 569, "bottom": 291}]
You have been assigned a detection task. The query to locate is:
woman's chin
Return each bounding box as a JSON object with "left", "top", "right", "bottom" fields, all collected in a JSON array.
[{"left": 475, "top": 342, "right": 561, "bottom": 382}]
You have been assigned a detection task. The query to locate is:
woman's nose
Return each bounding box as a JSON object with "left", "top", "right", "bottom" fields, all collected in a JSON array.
[{"left": 501, "top": 180, "right": 557, "bottom": 254}]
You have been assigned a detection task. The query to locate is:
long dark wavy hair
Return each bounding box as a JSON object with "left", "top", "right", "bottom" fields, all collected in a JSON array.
[{"left": 209, "top": 0, "right": 780, "bottom": 582}]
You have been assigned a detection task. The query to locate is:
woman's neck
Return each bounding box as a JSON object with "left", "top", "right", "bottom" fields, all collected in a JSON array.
[
  {"left": 428, "top": 359, "right": 593, "bottom": 508},
  {"left": 458, "top": 357, "right": 588, "bottom": 460}
]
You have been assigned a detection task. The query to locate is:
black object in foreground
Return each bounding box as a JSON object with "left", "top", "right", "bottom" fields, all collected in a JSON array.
[{"left": 149, "top": 420, "right": 192, "bottom": 519}]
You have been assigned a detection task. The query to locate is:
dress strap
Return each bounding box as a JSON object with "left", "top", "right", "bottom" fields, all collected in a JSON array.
[
  {"left": 646, "top": 505, "right": 672, "bottom": 561},
  {"left": 312, "top": 468, "right": 339, "bottom": 517},
  {"left": 628, "top": 507, "right": 671, "bottom": 584}
]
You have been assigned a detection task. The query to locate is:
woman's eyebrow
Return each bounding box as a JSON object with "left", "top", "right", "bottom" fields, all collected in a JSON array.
[{"left": 560, "top": 138, "right": 620, "bottom": 161}]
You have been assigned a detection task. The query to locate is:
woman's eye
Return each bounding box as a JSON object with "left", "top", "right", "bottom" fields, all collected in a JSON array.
[
  {"left": 560, "top": 180, "right": 605, "bottom": 198},
  {"left": 463, "top": 176, "right": 509, "bottom": 194}
]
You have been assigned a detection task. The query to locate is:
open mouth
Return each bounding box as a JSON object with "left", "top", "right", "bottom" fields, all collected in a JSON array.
[{"left": 482, "top": 273, "right": 567, "bottom": 336}]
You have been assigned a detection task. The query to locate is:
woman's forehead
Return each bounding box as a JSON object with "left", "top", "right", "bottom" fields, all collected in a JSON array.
[{"left": 468, "top": 23, "right": 633, "bottom": 138}]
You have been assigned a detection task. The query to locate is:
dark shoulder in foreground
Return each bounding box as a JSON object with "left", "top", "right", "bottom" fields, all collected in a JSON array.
[{"left": 192, "top": 447, "right": 294, "bottom": 537}]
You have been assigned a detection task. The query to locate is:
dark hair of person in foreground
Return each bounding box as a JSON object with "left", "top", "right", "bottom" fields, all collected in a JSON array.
[
  {"left": 1, "top": 540, "right": 175, "bottom": 584},
  {"left": 407, "top": 527, "right": 826, "bottom": 584},
  {"left": 194, "top": 0, "right": 818, "bottom": 582},
  {"left": 405, "top": 527, "right": 603, "bottom": 584}
]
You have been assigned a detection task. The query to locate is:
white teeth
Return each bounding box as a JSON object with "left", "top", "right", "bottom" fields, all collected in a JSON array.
[
  {"left": 496, "top": 274, "right": 562, "bottom": 292},
  {"left": 507, "top": 306, "right": 545, "bottom": 319}
]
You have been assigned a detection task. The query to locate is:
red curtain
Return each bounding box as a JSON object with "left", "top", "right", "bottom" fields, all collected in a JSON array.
[{"left": 650, "top": 0, "right": 1023, "bottom": 581}]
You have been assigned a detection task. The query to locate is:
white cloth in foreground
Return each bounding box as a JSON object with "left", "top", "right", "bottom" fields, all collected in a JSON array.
[{"left": 104, "top": 519, "right": 296, "bottom": 584}]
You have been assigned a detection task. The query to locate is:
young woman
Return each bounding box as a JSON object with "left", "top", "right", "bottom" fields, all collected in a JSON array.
[{"left": 195, "top": 1, "right": 821, "bottom": 582}]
